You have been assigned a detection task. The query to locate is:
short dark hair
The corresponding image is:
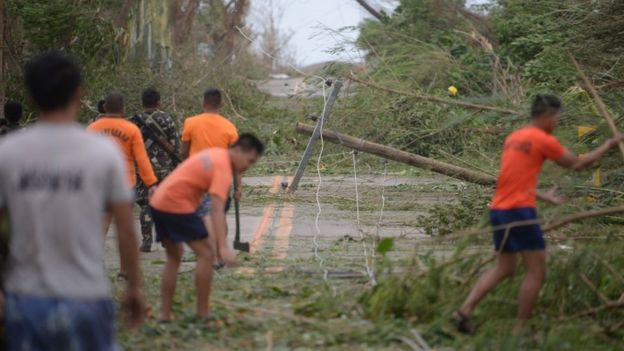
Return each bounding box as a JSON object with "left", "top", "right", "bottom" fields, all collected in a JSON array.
[
  {"left": 203, "top": 88, "right": 222, "bottom": 109},
  {"left": 104, "top": 92, "right": 124, "bottom": 114},
  {"left": 24, "top": 51, "right": 83, "bottom": 112},
  {"left": 531, "top": 94, "right": 562, "bottom": 118},
  {"left": 142, "top": 88, "right": 160, "bottom": 108},
  {"left": 4, "top": 101, "right": 22, "bottom": 123},
  {"left": 233, "top": 133, "right": 265, "bottom": 155},
  {"left": 97, "top": 99, "right": 106, "bottom": 114}
]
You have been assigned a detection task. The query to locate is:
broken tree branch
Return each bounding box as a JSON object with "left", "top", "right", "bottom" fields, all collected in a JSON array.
[
  {"left": 349, "top": 74, "right": 523, "bottom": 116},
  {"left": 439, "top": 205, "right": 624, "bottom": 241},
  {"left": 354, "top": 0, "right": 384, "bottom": 21},
  {"left": 570, "top": 55, "right": 624, "bottom": 162},
  {"left": 296, "top": 123, "right": 496, "bottom": 186},
  {"left": 578, "top": 273, "right": 610, "bottom": 305}
]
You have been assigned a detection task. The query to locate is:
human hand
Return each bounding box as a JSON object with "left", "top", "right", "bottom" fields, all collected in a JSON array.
[
  {"left": 608, "top": 134, "right": 624, "bottom": 148},
  {"left": 540, "top": 187, "right": 566, "bottom": 205},
  {"left": 121, "top": 286, "right": 146, "bottom": 329},
  {"left": 219, "top": 246, "right": 236, "bottom": 267}
]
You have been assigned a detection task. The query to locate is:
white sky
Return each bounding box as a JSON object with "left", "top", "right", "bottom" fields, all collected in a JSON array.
[{"left": 249, "top": 0, "right": 490, "bottom": 67}]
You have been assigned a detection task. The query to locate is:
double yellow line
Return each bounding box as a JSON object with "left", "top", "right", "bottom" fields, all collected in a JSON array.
[{"left": 249, "top": 176, "right": 294, "bottom": 259}]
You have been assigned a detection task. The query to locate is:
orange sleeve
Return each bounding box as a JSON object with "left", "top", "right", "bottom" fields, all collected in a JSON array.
[
  {"left": 132, "top": 127, "right": 158, "bottom": 186},
  {"left": 208, "top": 157, "right": 232, "bottom": 201},
  {"left": 230, "top": 126, "right": 239, "bottom": 146},
  {"left": 541, "top": 134, "right": 566, "bottom": 160},
  {"left": 181, "top": 118, "right": 191, "bottom": 142}
]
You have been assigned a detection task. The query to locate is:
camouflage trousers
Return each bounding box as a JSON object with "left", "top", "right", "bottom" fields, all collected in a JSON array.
[{"left": 135, "top": 170, "right": 171, "bottom": 244}]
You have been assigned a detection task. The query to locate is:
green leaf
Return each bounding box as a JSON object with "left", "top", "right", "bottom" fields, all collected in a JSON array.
[{"left": 377, "top": 238, "right": 394, "bottom": 254}]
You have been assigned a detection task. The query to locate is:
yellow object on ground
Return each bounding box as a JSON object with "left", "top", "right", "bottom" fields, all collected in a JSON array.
[
  {"left": 578, "top": 125, "right": 597, "bottom": 138},
  {"left": 448, "top": 85, "right": 458, "bottom": 96}
]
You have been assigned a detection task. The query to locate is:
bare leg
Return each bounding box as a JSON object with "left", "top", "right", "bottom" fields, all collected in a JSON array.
[
  {"left": 459, "top": 252, "right": 518, "bottom": 316},
  {"left": 160, "top": 239, "right": 184, "bottom": 321},
  {"left": 516, "top": 250, "right": 546, "bottom": 326},
  {"left": 186, "top": 238, "right": 215, "bottom": 318}
]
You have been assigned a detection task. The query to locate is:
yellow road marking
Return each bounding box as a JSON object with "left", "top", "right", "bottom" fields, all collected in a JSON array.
[
  {"left": 273, "top": 204, "right": 294, "bottom": 259},
  {"left": 249, "top": 176, "right": 281, "bottom": 253}
]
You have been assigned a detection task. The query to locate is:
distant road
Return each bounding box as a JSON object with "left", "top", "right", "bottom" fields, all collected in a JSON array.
[{"left": 255, "top": 77, "right": 325, "bottom": 98}]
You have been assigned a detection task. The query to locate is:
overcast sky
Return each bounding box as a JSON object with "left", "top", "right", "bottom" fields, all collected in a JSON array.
[{"left": 249, "top": 0, "right": 491, "bottom": 67}]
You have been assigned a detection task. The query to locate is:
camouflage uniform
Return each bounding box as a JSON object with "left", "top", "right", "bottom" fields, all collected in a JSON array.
[{"left": 132, "top": 110, "right": 180, "bottom": 251}]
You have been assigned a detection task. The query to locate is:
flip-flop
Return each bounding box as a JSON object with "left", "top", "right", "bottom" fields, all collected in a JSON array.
[{"left": 453, "top": 311, "right": 475, "bottom": 335}]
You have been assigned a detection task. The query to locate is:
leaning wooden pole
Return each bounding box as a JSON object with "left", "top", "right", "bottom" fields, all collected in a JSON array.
[
  {"left": 570, "top": 55, "right": 624, "bottom": 162},
  {"left": 296, "top": 123, "right": 496, "bottom": 186}
]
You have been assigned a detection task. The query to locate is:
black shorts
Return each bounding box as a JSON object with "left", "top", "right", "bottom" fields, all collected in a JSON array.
[
  {"left": 150, "top": 207, "right": 208, "bottom": 244},
  {"left": 490, "top": 208, "right": 545, "bottom": 252}
]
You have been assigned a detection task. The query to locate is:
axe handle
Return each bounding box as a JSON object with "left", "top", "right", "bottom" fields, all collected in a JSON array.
[{"left": 233, "top": 176, "right": 242, "bottom": 243}]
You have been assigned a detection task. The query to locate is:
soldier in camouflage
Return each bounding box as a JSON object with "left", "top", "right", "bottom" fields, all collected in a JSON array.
[
  {"left": 0, "top": 101, "right": 23, "bottom": 136},
  {"left": 133, "top": 88, "right": 181, "bottom": 252}
]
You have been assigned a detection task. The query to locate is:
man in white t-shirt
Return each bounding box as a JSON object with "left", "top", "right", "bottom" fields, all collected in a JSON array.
[{"left": 0, "top": 51, "right": 145, "bottom": 350}]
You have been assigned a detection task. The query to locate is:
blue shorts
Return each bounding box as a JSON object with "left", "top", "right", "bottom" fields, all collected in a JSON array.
[
  {"left": 5, "top": 294, "right": 118, "bottom": 351},
  {"left": 490, "top": 208, "right": 545, "bottom": 252},
  {"left": 195, "top": 195, "right": 232, "bottom": 217},
  {"left": 151, "top": 207, "right": 208, "bottom": 243}
]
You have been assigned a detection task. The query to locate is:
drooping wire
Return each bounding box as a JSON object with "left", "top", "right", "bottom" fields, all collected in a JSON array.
[{"left": 352, "top": 150, "right": 377, "bottom": 285}]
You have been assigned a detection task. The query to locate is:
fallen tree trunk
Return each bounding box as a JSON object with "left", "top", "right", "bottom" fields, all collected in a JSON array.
[{"left": 296, "top": 123, "right": 496, "bottom": 186}]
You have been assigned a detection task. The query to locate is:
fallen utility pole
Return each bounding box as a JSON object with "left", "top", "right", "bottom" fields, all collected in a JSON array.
[
  {"left": 296, "top": 123, "right": 496, "bottom": 186},
  {"left": 288, "top": 80, "right": 344, "bottom": 192},
  {"left": 570, "top": 55, "right": 624, "bottom": 162},
  {"left": 349, "top": 74, "right": 523, "bottom": 116}
]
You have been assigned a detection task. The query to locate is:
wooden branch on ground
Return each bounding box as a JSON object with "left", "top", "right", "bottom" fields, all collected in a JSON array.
[
  {"left": 349, "top": 74, "right": 523, "bottom": 116},
  {"left": 578, "top": 273, "right": 611, "bottom": 305},
  {"left": 439, "top": 205, "right": 624, "bottom": 241},
  {"left": 296, "top": 123, "right": 496, "bottom": 186},
  {"left": 570, "top": 55, "right": 624, "bottom": 162},
  {"left": 597, "top": 80, "right": 624, "bottom": 90},
  {"left": 212, "top": 298, "right": 318, "bottom": 325}
]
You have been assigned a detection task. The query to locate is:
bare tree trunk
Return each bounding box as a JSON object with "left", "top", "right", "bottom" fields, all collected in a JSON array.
[
  {"left": 172, "top": 0, "right": 200, "bottom": 46},
  {"left": 222, "top": 0, "right": 249, "bottom": 60},
  {"left": 0, "top": 0, "right": 4, "bottom": 104},
  {"left": 114, "top": 0, "right": 135, "bottom": 30},
  {"left": 354, "top": 0, "right": 384, "bottom": 21}
]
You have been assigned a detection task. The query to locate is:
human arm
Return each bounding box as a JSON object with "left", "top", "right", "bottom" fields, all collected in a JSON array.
[
  {"left": 555, "top": 136, "right": 624, "bottom": 171},
  {"left": 132, "top": 131, "right": 158, "bottom": 186},
  {"left": 105, "top": 147, "right": 144, "bottom": 328},
  {"left": 181, "top": 118, "right": 191, "bottom": 160},
  {"left": 181, "top": 141, "right": 190, "bottom": 160},
  {"left": 210, "top": 195, "right": 235, "bottom": 265},
  {"left": 111, "top": 201, "right": 145, "bottom": 328},
  {"left": 536, "top": 187, "right": 565, "bottom": 205}
]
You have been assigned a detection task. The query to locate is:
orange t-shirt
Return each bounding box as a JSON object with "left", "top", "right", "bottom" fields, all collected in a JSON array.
[
  {"left": 149, "top": 148, "right": 233, "bottom": 214},
  {"left": 490, "top": 126, "right": 566, "bottom": 210},
  {"left": 87, "top": 117, "right": 158, "bottom": 187},
  {"left": 181, "top": 113, "right": 238, "bottom": 156}
]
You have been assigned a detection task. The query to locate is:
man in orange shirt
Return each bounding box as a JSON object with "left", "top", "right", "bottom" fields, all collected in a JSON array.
[
  {"left": 150, "top": 134, "right": 264, "bottom": 320},
  {"left": 455, "top": 95, "right": 624, "bottom": 333},
  {"left": 181, "top": 88, "right": 241, "bottom": 266},
  {"left": 88, "top": 92, "right": 159, "bottom": 237},
  {"left": 181, "top": 88, "right": 238, "bottom": 157}
]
